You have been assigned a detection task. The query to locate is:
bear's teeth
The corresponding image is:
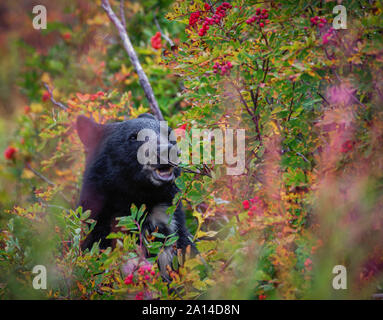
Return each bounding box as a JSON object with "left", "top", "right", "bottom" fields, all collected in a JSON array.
[{"left": 156, "top": 167, "right": 173, "bottom": 177}]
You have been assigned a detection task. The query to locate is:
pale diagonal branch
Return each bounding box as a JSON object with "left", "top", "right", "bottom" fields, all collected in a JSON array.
[
  {"left": 154, "top": 17, "right": 174, "bottom": 48},
  {"left": 43, "top": 82, "right": 68, "bottom": 111},
  {"left": 101, "top": 0, "right": 164, "bottom": 121}
]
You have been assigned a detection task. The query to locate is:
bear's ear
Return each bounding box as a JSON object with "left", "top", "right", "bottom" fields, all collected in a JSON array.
[
  {"left": 76, "top": 115, "right": 105, "bottom": 152},
  {"left": 138, "top": 113, "right": 156, "bottom": 120}
]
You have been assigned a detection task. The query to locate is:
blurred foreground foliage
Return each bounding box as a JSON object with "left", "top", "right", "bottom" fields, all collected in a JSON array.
[{"left": 1, "top": 0, "right": 383, "bottom": 299}]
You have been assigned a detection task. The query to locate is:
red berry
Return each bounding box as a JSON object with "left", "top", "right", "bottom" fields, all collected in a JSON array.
[
  {"left": 4, "top": 146, "right": 17, "bottom": 160},
  {"left": 341, "top": 140, "right": 353, "bottom": 153},
  {"left": 204, "top": 3, "right": 210, "bottom": 10},
  {"left": 243, "top": 200, "right": 250, "bottom": 210},
  {"left": 304, "top": 258, "right": 312, "bottom": 267},
  {"left": 322, "top": 34, "right": 329, "bottom": 45},
  {"left": 62, "top": 32, "right": 71, "bottom": 40},
  {"left": 151, "top": 33, "right": 162, "bottom": 49},
  {"left": 260, "top": 22, "right": 264, "bottom": 27},
  {"left": 135, "top": 292, "right": 144, "bottom": 300},
  {"left": 42, "top": 91, "right": 50, "bottom": 102},
  {"left": 250, "top": 196, "right": 260, "bottom": 203}
]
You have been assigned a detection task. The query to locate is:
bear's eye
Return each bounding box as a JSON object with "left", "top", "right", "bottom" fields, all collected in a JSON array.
[{"left": 128, "top": 133, "right": 138, "bottom": 141}]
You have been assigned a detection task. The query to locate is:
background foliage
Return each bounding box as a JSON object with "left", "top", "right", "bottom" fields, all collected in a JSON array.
[{"left": 1, "top": 0, "right": 383, "bottom": 299}]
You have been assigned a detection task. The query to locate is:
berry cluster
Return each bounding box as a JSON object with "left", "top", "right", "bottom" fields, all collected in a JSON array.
[
  {"left": 198, "top": 2, "right": 233, "bottom": 36},
  {"left": 322, "top": 27, "right": 335, "bottom": 45},
  {"left": 90, "top": 91, "right": 105, "bottom": 101},
  {"left": 123, "top": 263, "right": 156, "bottom": 287},
  {"left": 213, "top": 60, "right": 233, "bottom": 76},
  {"left": 310, "top": 16, "right": 327, "bottom": 28},
  {"left": 242, "top": 195, "right": 264, "bottom": 217},
  {"left": 341, "top": 140, "right": 354, "bottom": 153},
  {"left": 189, "top": 11, "right": 201, "bottom": 26},
  {"left": 4, "top": 146, "right": 17, "bottom": 160},
  {"left": 151, "top": 32, "right": 162, "bottom": 50},
  {"left": 304, "top": 258, "right": 313, "bottom": 271},
  {"left": 135, "top": 291, "right": 145, "bottom": 300},
  {"left": 246, "top": 8, "right": 269, "bottom": 28}
]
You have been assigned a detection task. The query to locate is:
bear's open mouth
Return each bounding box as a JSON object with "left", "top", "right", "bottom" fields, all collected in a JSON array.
[{"left": 152, "top": 165, "right": 175, "bottom": 182}]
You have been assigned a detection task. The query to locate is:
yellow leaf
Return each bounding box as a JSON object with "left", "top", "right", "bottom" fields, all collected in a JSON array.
[
  {"left": 30, "top": 103, "right": 43, "bottom": 113},
  {"left": 100, "top": 286, "right": 113, "bottom": 292},
  {"left": 21, "top": 169, "right": 35, "bottom": 179},
  {"left": 192, "top": 211, "right": 204, "bottom": 225},
  {"left": 121, "top": 64, "right": 130, "bottom": 76},
  {"left": 41, "top": 73, "right": 51, "bottom": 83},
  {"left": 196, "top": 230, "right": 217, "bottom": 239},
  {"left": 76, "top": 281, "right": 86, "bottom": 294}
]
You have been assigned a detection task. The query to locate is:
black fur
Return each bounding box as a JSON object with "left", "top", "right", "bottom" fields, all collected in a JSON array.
[{"left": 77, "top": 113, "right": 195, "bottom": 259}]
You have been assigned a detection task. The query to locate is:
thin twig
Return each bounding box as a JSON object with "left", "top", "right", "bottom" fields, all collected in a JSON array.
[
  {"left": 154, "top": 17, "right": 174, "bottom": 47},
  {"left": 26, "top": 162, "right": 55, "bottom": 186},
  {"left": 169, "top": 160, "right": 212, "bottom": 178},
  {"left": 296, "top": 151, "right": 310, "bottom": 163},
  {"left": 230, "top": 82, "right": 254, "bottom": 118},
  {"left": 287, "top": 81, "right": 296, "bottom": 121},
  {"left": 101, "top": 0, "right": 164, "bottom": 121},
  {"left": 25, "top": 162, "right": 71, "bottom": 203},
  {"left": 119, "top": 0, "right": 126, "bottom": 28},
  {"left": 250, "top": 89, "right": 262, "bottom": 142},
  {"left": 317, "top": 91, "right": 330, "bottom": 106},
  {"left": 43, "top": 83, "right": 68, "bottom": 111}
]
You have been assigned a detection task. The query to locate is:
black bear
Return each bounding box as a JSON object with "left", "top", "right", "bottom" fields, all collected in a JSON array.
[{"left": 76, "top": 113, "right": 195, "bottom": 275}]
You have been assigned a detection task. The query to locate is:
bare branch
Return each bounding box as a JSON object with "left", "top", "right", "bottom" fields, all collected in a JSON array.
[
  {"left": 154, "top": 17, "right": 174, "bottom": 48},
  {"left": 119, "top": 0, "right": 126, "bottom": 28},
  {"left": 169, "top": 161, "right": 212, "bottom": 178},
  {"left": 101, "top": 0, "right": 164, "bottom": 121},
  {"left": 43, "top": 82, "right": 68, "bottom": 111},
  {"left": 230, "top": 82, "right": 254, "bottom": 118},
  {"left": 317, "top": 91, "right": 330, "bottom": 106},
  {"left": 26, "top": 162, "right": 55, "bottom": 186},
  {"left": 25, "top": 162, "right": 71, "bottom": 203}
]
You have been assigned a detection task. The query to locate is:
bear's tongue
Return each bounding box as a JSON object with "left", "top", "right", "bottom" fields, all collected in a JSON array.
[{"left": 156, "top": 167, "right": 173, "bottom": 178}]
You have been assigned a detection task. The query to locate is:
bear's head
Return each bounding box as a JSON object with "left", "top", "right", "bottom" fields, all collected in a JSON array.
[{"left": 76, "top": 113, "right": 181, "bottom": 197}]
